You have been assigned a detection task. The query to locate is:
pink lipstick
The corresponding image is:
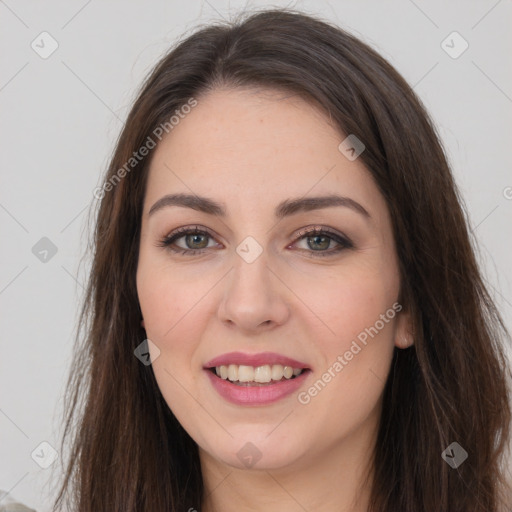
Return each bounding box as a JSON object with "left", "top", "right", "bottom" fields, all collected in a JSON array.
[{"left": 204, "top": 351, "right": 311, "bottom": 406}]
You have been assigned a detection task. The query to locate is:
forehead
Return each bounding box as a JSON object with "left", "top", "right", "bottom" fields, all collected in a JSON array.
[
  {"left": 144, "top": 87, "right": 384, "bottom": 219},
  {"left": 151, "top": 87, "right": 339, "bottom": 169}
]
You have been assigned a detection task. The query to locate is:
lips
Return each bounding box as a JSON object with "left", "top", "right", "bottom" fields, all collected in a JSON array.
[
  {"left": 204, "top": 351, "right": 310, "bottom": 369},
  {"left": 203, "top": 351, "right": 311, "bottom": 405}
]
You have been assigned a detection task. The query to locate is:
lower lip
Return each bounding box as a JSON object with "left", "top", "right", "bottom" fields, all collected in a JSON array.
[{"left": 205, "top": 369, "right": 311, "bottom": 406}]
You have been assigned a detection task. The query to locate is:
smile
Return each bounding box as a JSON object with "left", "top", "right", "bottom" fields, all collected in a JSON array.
[
  {"left": 210, "top": 364, "right": 304, "bottom": 385},
  {"left": 204, "top": 352, "right": 312, "bottom": 405}
]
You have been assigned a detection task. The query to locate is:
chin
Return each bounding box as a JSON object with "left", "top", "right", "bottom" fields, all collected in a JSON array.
[{"left": 200, "top": 431, "right": 307, "bottom": 471}]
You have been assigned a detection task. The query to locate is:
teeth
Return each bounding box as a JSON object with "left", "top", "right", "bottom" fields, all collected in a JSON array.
[
  {"left": 228, "top": 364, "right": 238, "bottom": 382},
  {"left": 214, "top": 364, "right": 304, "bottom": 383},
  {"left": 254, "top": 365, "right": 271, "bottom": 383},
  {"left": 271, "top": 364, "right": 284, "bottom": 381},
  {"left": 238, "top": 365, "right": 254, "bottom": 382}
]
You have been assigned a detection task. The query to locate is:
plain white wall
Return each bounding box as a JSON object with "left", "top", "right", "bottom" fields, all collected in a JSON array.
[{"left": 1, "top": 0, "right": 511, "bottom": 510}]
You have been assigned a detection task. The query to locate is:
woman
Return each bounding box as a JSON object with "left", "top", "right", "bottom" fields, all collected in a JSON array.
[{"left": 54, "top": 8, "right": 512, "bottom": 512}]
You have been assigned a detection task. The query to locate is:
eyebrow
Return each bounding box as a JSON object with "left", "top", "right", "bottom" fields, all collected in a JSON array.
[{"left": 148, "top": 193, "right": 371, "bottom": 220}]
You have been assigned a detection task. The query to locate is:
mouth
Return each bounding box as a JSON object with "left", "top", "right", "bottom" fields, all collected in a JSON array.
[
  {"left": 207, "top": 364, "right": 309, "bottom": 386},
  {"left": 203, "top": 354, "right": 312, "bottom": 405},
  {"left": 203, "top": 351, "right": 311, "bottom": 404}
]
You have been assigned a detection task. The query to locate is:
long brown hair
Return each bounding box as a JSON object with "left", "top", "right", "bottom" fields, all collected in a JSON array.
[{"left": 53, "top": 8, "right": 512, "bottom": 511}]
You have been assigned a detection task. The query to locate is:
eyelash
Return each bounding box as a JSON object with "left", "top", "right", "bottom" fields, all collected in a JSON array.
[{"left": 156, "top": 225, "right": 353, "bottom": 258}]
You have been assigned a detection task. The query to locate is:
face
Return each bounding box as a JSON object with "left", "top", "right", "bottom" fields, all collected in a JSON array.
[{"left": 136, "top": 87, "right": 412, "bottom": 472}]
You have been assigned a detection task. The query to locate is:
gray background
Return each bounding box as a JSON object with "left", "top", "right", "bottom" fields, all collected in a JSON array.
[{"left": 1, "top": 0, "right": 511, "bottom": 510}]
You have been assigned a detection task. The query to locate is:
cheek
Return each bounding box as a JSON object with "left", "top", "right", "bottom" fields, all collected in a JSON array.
[
  {"left": 137, "top": 266, "right": 209, "bottom": 430},
  {"left": 136, "top": 268, "right": 203, "bottom": 413},
  {"left": 293, "top": 265, "right": 397, "bottom": 416},
  {"left": 136, "top": 259, "right": 224, "bottom": 398},
  {"left": 298, "top": 263, "right": 397, "bottom": 351},
  {"left": 137, "top": 258, "right": 214, "bottom": 341}
]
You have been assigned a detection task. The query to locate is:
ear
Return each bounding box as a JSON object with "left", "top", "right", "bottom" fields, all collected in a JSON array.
[{"left": 394, "top": 306, "right": 414, "bottom": 349}]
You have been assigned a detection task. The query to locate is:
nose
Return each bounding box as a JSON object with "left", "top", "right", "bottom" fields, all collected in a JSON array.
[{"left": 217, "top": 248, "right": 290, "bottom": 333}]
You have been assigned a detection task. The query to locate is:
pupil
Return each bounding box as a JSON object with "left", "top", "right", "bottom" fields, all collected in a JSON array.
[
  {"left": 308, "top": 235, "right": 329, "bottom": 251},
  {"left": 187, "top": 233, "right": 208, "bottom": 249}
]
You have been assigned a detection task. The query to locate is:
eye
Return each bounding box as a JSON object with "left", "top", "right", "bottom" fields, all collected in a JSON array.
[
  {"left": 156, "top": 225, "right": 353, "bottom": 257},
  {"left": 290, "top": 226, "right": 353, "bottom": 257},
  {"left": 156, "top": 225, "right": 220, "bottom": 255}
]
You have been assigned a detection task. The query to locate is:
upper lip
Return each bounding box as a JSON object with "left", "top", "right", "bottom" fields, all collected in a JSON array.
[{"left": 204, "top": 351, "right": 310, "bottom": 369}]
